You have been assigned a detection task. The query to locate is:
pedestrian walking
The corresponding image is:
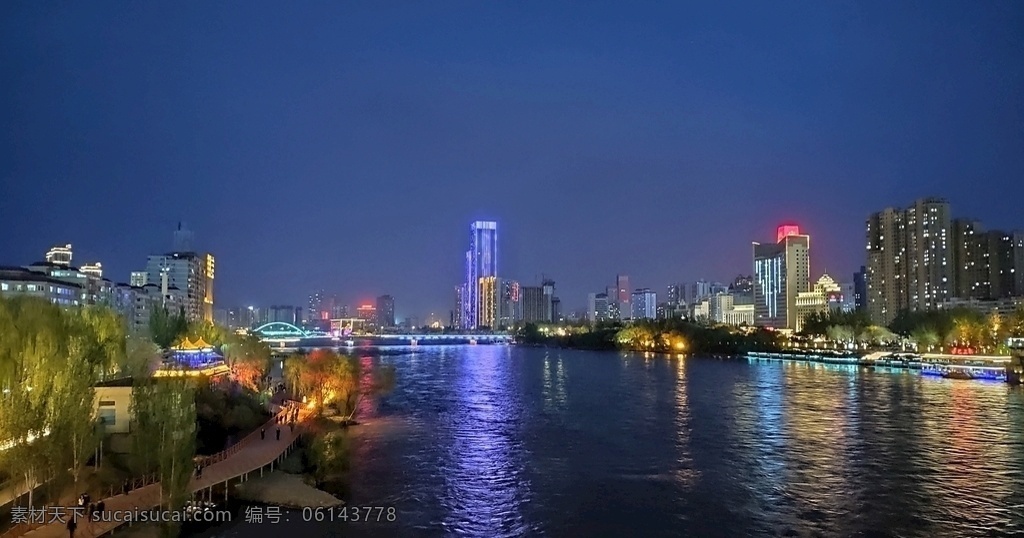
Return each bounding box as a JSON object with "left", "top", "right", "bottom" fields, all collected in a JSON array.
[
  {"left": 276, "top": 427, "right": 281, "bottom": 441},
  {"left": 67, "top": 515, "right": 77, "bottom": 538},
  {"left": 261, "top": 427, "right": 266, "bottom": 440},
  {"left": 87, "top": 503, "right": 95, "bottom": 521},
  {"left": 96, "top": 500, "right": 105, "bottom": 518}
]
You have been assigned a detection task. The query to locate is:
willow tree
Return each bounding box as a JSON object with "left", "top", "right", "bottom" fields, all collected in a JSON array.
[
  {"left": 0, "top": 297, "right": 83, "bottom": 506},
  {"left": 130, "top": 378, "right": 196, "bottom": 514},
  {"left": 50, "top": 330, "right": 100, "bottom": 488}
]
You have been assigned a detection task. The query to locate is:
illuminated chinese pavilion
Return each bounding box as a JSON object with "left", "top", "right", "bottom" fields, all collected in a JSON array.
[{"left": 170, "top": 337, "right": 224, "bottom": 368}]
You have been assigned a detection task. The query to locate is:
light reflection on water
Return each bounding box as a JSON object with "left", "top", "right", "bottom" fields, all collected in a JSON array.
[{"left": 210, "top": 347, "right": 1024, "bottom": 538}]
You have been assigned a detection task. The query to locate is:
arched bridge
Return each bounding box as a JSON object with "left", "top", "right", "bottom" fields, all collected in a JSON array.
[{"left": 253, "top": 322, "right": 312, "bottom": 340}]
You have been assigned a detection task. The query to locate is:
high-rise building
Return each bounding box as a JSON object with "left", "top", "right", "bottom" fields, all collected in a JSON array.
[
  {"left": 587, "top": 292, "right": 609, "bottom": 323},
  {"left": 45, "top": 244, "right": 73, "bottom": 266},
  {"left": 542, "top": 279, "right": 556, "bottom": 322},
  {"left": 521, "top": 286, "right": 548, "bottom": 323},
  {"left": 269, "top": 305, "right": 301, "bottom": 324},
  {"left": 173, "top": 222, "right": 194, "bottom": 252},
  {"left": 853, "top": 266, "right": 867, "bottom": 312},
  {"left": 630, "top": 288, "right": 657, "bottom": 320},
  {"left": 130, "top": 271, "right": 148, "bottom": 287},
  {"left": 952, "top": 219, "right": 1022, "bottom": 300},
  {"left": 689, "top": 280, "right": 726, "bottom": 304},
  {"left": 80, "top": 262, "right": 103, "bottom": 278},
  {"left": 308, "top": 290, "right": 325, "bottom": 321},
  {"left": 709, "top": 293, "right": 733, "bottom": 323},
  {"left": 357, "top": 304, "right": 377, "bottom": 327},
  {"left": 463, "top": 221, "right": 497, "bottom": 329},
  {"left": 867, "top": 198, "right": 952, "bottom": 325},
  {"left": 144, "top": 226, "right": 215, "bottom": 322},
  {"left": 666, "top": 284, "right": 684, "bottom": 307},
  {"left": 498, "top": 279, "right": 521, "bottom": 329},
  {"left": 1015, "top": 232, "right": 1024, "bottom": 297},
  {"left": 616, "top": 274, "right": 630, "bottom": 319},
  {"left": 453, "top": 285, "right": 465, "bottom": 329},
  {"left": 729, "top": 275, "right": 754, "bottom": 295},
  {"left": 753, "top": 224, "right": 810, "bottom": 330},
  {"left": 376, "top": 295, "right": 395, "bottom": 328},
  {"left": 477, "top": 276, "right": 499, "bottom": 328}
]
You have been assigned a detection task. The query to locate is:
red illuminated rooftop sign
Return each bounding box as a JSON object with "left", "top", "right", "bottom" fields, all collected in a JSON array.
[{"left": 777, "top": 224, "right": 801, "bottom": 242}]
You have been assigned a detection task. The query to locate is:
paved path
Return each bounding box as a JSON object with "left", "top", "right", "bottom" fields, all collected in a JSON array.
[{"left": 4, "top": 406, "right": 307, "bottom": 538}]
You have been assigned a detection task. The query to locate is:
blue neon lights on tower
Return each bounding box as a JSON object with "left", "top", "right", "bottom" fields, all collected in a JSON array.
[{"left": 464, "top": 220, "right": 498, "bottom": 329}]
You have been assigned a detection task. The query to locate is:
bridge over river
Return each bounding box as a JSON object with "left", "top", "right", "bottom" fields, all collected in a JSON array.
[{"left": 252, "top": 322, "right": 513, "bottom": 349}]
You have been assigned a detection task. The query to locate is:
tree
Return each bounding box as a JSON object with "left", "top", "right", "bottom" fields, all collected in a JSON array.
[
  {"left": 188, "top": 320, "right": 228, "bottom": 347},
  {"left": 310, "top": 431, "right": 352, "bottom": 487},
  {"left": 1010, "top": 307, "right": 1024, "bottom": 339},
  {"left": 284, "top": 350, "right": 395, "bottom": 421},
  {"left": 122, "top": 336, "right": 159, "bottom": 378},
  {"left": 130, "top": 378, "right": 196, "bottom": 523},
  {"left": 0, "top": 297, "right": 106, "bottom": 506},
  {"left": 149, "top": 305, "right": 188, "bottom": 349},
  {"left": 222, "top": 334, "right": 271, "bottom": 392},
  {"left": 50, "top": 330, "right": 100, "bottom": 488},
  {"left": 910, "top": 327, "right": 940, "bottom": 352},
  {"left": 826, "top": 325, "right": 856, "bottom": 345}
]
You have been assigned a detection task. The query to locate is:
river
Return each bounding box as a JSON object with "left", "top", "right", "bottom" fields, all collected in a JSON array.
[{"left": 205, "top": 345, "right": 1024, "bottom": 537}]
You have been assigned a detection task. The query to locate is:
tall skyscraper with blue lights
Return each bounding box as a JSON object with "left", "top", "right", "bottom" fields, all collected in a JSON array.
[{"left": 463, "top": 220, "right": 498, "bottom": 329}]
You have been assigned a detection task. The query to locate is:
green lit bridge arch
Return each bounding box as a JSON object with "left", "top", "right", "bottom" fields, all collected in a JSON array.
[{"left": 253, "top": 322, "right": 311, "bottom": 340}]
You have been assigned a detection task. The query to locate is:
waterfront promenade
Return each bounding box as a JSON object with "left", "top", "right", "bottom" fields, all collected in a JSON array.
[{"left": 2, "top": 406, "right": 306, "bottom": 538}]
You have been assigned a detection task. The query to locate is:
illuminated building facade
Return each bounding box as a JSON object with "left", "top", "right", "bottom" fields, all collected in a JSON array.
[
  {"left": 0, "top": 266, "right": 81, "bottom": 306},
  {"left": 952, "top": 219, "right": 1022, "bottom": 300},
  {"left": 753, "top": 224, "right": 810, "bottom": 330},
  {"left": 357, "top": 303, "right": 377, "bottom": 327},
  {"left": 793, "top": 274, "right": 843, "bottom": 331},
  {"left": 80, "top": 262, "right": 103, "bottom": 278},
  {"left": 130, "top": 271, "right": 148, "bottom": 287},
  {"left": 477, "top": 276, "right": 499, "bottom": 328},
  {"left": 867, "top": 198, "right": 952, "bottom": 325},
  {"left": 498, "top": 279, "right": 521, "bottom": 328},
  {"left": 630, "top": 288, "right": 657, "bottom": 320},
  {"left": 462, "top": 220, "right": 498, "bottom": 329},
  {"left": 144, "top": 227, "right": 215, "bottom": 322},
  {"left": 45, "top": 243, "right": 73, "bottom": 266}
]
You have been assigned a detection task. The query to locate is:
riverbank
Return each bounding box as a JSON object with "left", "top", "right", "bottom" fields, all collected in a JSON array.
[{"left": 233, "top": 471, "right": 342, "bottom": 508}]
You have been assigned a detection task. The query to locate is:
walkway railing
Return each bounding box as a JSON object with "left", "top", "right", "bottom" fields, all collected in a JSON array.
[
  {"left": 198, "top": 402, "right": 297, "bottom": 467},
  {"left": 1, "top": 401, "right": 304, "bottom": 538}
]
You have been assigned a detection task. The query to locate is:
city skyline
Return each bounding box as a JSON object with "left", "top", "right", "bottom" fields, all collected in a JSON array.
[{"left": 3, "top": 3, "right": 1023, "bottom": 318}]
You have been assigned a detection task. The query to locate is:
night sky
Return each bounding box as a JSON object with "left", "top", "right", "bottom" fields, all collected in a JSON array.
[{"left": 2, "top": 2, "right": 1023, "bottom": 319}]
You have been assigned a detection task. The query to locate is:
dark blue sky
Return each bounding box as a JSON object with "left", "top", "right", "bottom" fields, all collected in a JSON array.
[{"left": 2, "top": 1, "right": 1023, "bottom": 319}]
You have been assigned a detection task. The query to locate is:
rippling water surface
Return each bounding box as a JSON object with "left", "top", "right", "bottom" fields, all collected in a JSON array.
[{"left": 218, "top": 346, "right": 1024, "bottom": 537}]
